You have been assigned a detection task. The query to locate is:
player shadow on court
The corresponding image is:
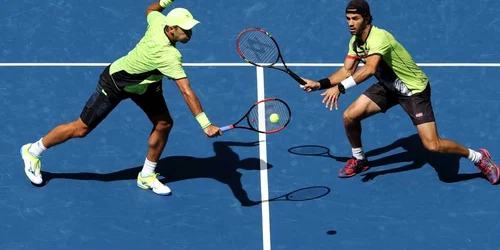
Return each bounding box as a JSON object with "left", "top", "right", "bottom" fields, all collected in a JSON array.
[
  {"left": 289, "top": 134, "right": 485, "bottom": 183},
  {"left": 156, "top": 140, "right": 269, "bottom": 207},
  {"left": 360, "top": 134, "right": 485, "bottom": 183},
  {"left": 41, "top": 141, "right": 271, "bottom": 206}
]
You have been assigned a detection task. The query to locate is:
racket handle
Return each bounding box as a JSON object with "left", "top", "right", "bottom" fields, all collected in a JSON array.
[
  {"left": 220, "top": 125, "right": 234, "bottom": 132},
  {"left": 288, "top": 70, "right": 306, "bottom": 85}
]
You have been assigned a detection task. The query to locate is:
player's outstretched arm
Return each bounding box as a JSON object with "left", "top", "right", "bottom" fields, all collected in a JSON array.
[
  {"left": 174, "top": 78, "right": 221, "bottom": 138},
  {"left": 326, "top": 56, "right": 361, "bottom": 86},
  {"left": 319, "top": 54, "right": 382, "bottom": 110},
  {"left": 348, "top": 54, "right": 381, "bottom": 85},
  {"left": 302, "top": 56, "right": 360, "bottom": 92},
  {"left": 146, "top": 0, "right": 174, "bottom": 16}
]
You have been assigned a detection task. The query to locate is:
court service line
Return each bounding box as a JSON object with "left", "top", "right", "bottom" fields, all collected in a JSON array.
[
  {"left": 1, "top": 62, "right": 500, "bottom": 67},
  {"left": 256, "top": 66, "right": 271, "bottom": 250}
]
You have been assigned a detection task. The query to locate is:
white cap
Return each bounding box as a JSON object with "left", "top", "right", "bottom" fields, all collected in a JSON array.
[{"left": 165, "top": 8, "right": 200, "bottom": 30}]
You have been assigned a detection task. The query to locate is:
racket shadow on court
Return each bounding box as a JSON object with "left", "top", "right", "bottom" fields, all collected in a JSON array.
[
  {"left": 155, "top": 141, "right": 330, "bottom": 206},
  {"left": 288, "top": 134, "right": 485, "bottom": 183},
  {"left": 259, "top": 186, "right": 331, "bottom": 204},
  {"left": 41, "top": 141, "right": 272, "bottom": 206}
]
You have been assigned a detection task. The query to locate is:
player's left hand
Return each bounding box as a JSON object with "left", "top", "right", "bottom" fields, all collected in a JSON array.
[{"left": 321, "top": 85, "right": 341, "bottom": 110}]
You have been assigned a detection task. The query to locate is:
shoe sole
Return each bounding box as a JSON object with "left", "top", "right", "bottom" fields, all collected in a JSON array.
[
  {"left": 338, "top": 166, "right": 371, "bottom": 178},
  {"left": 137, "top": 179, "right": 172, "bottom": 195}
]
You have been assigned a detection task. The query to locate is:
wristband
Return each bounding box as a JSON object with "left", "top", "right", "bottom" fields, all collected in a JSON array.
[
  {"left": 340, "top": 76, "right": 357, "bottom": 91},
  {"left": 317, "top": 78, "right": 331, "bottom": 90},
  {"left": 195, "top": 112, "right": 211, "bottom": 129},
  {"left": 159, "top": 0, "right": 174, "bottom": 8}
]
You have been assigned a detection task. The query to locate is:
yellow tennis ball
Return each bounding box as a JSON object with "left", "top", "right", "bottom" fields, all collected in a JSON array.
[{"left": 269, "top": 113, "right": 280, "bottom": 123}]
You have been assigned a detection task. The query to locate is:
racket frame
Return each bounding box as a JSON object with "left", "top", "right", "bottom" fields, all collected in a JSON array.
[
  {"left": 236, "top": 27, "right": 306, "bottom": 85},
  {"left": 220, "top": 97, "right": 291, "bottom": 134}
]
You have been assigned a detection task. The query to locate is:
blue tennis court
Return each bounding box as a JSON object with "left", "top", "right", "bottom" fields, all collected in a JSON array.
[{"left": 1, "top": 0, "right": 500, "bottom": 249}]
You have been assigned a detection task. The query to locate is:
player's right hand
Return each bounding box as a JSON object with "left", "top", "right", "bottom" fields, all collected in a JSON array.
[
  {"left": 203, "top": 124, "right": 222, "bottom": 138},
  {"left": 301, "top": 78, "right": 321, "bottom": 92}
]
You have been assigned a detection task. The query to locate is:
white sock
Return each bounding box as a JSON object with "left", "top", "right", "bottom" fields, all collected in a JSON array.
[
  {"left": 28, "top": 138, "right": 47, "bottom": 157},
  {"left": 352, "top": 147, "right": 365, "bottom": 160},
  {"left": 141, "top": 158, "right": 157, "bottom": 177},
  {"left": 468, "top": 149, "right": 482, "bottom": 164}
]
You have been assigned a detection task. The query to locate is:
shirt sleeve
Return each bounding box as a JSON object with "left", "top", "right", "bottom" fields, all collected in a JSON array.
[
  {"left": 157, "top": 50, "right": 187, "bottom": 80},
  {"left": 346, "top": 36, "right": 359, "bottom": 59},
  {"left": 366, "top": 33, "right": 391, "bottom": 57},
  {"left": 147, "top": 11, "right": 165, "bottom": 25}
]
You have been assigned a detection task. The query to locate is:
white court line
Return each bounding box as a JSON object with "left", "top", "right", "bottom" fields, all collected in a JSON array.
[
  {"left": 256, "top": 66, "right": 271, "bottom": 250},
  {"left": 1, "top": 62, "right": 500, "bottom": 67}
]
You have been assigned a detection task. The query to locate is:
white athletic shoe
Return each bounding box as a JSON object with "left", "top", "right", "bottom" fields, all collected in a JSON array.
[
  {"left": 20, "top": 143, "right": 43, "bottom": 185},
  {"left": 137, "top": 172, "right": 171, "bottom": 195}
]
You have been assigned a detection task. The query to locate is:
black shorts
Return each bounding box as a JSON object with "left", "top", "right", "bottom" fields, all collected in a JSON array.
[
  {"left": 79, "top": 66, "right": 168, "bottom": 129},
  {"left": 363, "top": 82, "right": 435, "bottom": 126}
]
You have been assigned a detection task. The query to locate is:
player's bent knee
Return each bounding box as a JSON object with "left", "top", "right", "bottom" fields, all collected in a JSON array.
[
  {"left": 72, "top": 121, "right": 91, "bottom": 138},
  {"left": 343, "top": 108, "right": 360, "bottom": 125},
  {"left": 154, "top": 120, "right": 174, "bottom": 134},
  {"left": 422, "top": 139, "right": 441, "bottom": 153}
]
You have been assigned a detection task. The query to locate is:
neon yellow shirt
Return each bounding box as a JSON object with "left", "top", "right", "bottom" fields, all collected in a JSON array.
[
  {"left": 109, "top": 11, "right": 187, "bottom": 94},
  {"left": 347, "top": 26, "right": 428, "bottom": 95}
]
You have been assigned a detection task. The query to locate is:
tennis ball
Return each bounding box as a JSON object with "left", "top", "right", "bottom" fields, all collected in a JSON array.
[{"left": 269, "top": 113, "right": 280, "bottom": 123}]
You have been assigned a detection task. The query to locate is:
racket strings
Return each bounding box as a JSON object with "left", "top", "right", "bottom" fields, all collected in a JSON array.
[
  {"left": 247, "top": 100, "right": 290, "bottom": 133},
  {"left": 237, "top": 31, "right": 279, "bottom": 66}
]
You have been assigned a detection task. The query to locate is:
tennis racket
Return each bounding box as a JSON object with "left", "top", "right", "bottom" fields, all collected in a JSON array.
[
  {"left": 288, "top": 145, "right": 350, "bottom": 162},
  {"left": 265, "top": 186, "right": 331, "bottom": 202},
  {"left": 220, "top": 98, "right": 291, "bottom": 134},
  {"left": 236, "top": 27, "right": 306, "bottom": 86}
]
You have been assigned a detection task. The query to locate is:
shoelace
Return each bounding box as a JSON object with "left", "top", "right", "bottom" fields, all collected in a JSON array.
[
  {"left": 477, "top": 160, "right": 491, "bottom": 174},
  {"left": 151, "top": 173, "right": 163, "bottom": 188},
  {"left": 346, "top": 158, "right": 362, "bottom": 171}
]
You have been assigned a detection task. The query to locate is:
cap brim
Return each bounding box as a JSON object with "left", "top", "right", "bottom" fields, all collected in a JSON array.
[{"left": 178, "top": 19, "right": 200, "bottom": 30}]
